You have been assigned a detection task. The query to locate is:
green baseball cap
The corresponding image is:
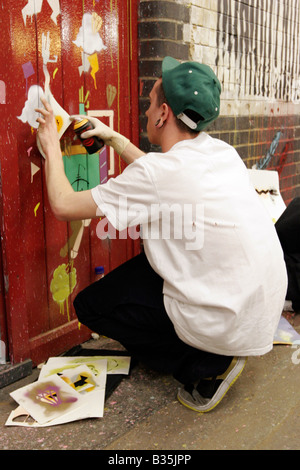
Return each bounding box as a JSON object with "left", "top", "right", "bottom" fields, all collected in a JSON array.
[{"left": 162, "top": 56, "right": 221, "bottom": 131}]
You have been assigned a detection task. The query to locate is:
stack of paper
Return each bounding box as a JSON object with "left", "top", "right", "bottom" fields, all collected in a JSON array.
[{"left": 6, "top": 355, "right": 130, "bottom": 427}]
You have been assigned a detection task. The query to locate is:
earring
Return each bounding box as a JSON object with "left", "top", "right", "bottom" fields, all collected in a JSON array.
[{"left": 155, "top": 119, "right": 161, "bottom": 127}]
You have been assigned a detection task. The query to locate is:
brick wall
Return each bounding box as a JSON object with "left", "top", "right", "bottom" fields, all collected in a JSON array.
[{"left": 138, "top": 0, "right": 300, "bottom": 205}]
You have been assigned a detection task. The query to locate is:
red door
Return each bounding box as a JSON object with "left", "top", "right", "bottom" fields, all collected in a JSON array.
[{"left": 0, "top": 0, "right": 140, "bottom": 366}]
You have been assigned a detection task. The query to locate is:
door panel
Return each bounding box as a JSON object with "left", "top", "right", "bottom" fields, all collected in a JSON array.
[{"left": 1, "top": 0, "right": 140, "bottom": 365}]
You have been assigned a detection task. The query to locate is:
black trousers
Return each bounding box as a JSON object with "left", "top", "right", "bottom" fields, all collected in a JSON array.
[
  {"left": 275, "top": 197, "right": 300, "bottom": 311},
  {"left": 73, "top": 252, "right": 232, "bottom": 385}
]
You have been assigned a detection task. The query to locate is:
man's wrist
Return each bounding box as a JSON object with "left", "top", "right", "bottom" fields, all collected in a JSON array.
[{"left": 109, "top": 132, "right": 130, "bottom": 155}]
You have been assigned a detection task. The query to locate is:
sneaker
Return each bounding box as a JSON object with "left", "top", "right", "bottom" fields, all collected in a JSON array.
[{"left": 177, "top": 356, "right": 247, "bottom": 412}]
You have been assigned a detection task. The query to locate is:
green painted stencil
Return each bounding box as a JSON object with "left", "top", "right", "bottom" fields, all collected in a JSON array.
[{"left": 63, "top": 153, "right": 100, "bottom": 192}]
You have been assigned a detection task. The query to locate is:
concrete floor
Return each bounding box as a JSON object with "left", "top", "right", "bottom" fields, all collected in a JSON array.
[{"left": 1, "top": 314, "right": 300, "bottom": 452}]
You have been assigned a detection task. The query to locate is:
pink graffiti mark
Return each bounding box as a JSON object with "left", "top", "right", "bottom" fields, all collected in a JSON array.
[
  {"left": 30, "top": 385, "right": 77, "bottom": 407},
  {"left": 22, "top": 61, "right": 35, "bottom": 96}
]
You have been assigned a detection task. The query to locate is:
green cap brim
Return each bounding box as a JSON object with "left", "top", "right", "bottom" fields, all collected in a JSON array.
[{"left": 162, "top": 56, "right": 180, "bottom": 73}]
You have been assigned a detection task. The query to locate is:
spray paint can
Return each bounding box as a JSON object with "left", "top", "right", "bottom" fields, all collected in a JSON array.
[{"left": 74, "top": 119, "right": 104, "bottom": 154}]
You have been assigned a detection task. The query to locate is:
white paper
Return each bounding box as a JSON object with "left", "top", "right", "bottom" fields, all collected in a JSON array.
[
  {"left": 9, "top": 375, "right": 86, "bottom": 425},
  {"left": 40, "top": 355, "right": 131, "bottom": 376}
]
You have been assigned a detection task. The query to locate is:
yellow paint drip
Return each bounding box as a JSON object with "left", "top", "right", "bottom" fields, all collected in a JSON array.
[
  {"left": 34, "top": 202, "right": 40, "bottom": 216},
  {"left": 50, "top": 262, "right": 77, "bottom": 322}
]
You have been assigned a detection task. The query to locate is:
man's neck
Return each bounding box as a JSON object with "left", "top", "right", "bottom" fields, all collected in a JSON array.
[{"left": 161, "top": 129, "right": 200, "bottom": 153}]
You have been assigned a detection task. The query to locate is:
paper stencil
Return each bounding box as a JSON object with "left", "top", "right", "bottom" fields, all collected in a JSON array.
[
  {"left": 10, "top": 375, "right": 85, "bottom": 425},
  {"left": 40, "top": 359, "right": 107, "bottom": 388},
  {"left": 6, "top": 363, "right": 107, "bottom": 427},
  {"left": 59, "top": 365, "right": 100, "bottom": 393},
  {"left": 40, "top": 355, "right": 131, "bottom": 376}
]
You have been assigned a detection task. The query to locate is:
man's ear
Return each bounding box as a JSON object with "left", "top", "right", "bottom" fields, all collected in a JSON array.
[{"left": 159, "top": 102, "right": 170, "bottom": 127}]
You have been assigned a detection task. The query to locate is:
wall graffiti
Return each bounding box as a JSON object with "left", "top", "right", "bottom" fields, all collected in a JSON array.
[
  {"left": 255, "top": 131, "right": 282, "bottom": 170},
  {"left": 216, "top": 0, "right": 300, "bottom": 103}
]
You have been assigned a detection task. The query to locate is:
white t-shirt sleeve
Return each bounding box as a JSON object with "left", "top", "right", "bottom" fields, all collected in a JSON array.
[{"left": 91, "top": 156, "right": 159, "bottom": 231}]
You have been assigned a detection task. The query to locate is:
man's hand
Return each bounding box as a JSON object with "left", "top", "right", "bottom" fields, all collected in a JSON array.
[
  {"left": 35, "top": 98, "right": 99, "bottom": 222},
  {"left": 36, "top": 97, "right": 61, "bottom": 159},
  {"left": 71, "top": 114, "right": 145, "bottom": 164},
  {"left": 71, "top": 114, "right": 130, "bottom": 156}
]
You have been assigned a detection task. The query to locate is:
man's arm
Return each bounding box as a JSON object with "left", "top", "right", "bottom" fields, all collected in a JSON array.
[{"left": 36, "top": 98, "right": 101, "bottom": 221}]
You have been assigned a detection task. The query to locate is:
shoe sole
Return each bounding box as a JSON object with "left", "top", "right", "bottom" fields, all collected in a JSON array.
[{"left": 177, "top": 357, "right": 247, "bottom": 413}]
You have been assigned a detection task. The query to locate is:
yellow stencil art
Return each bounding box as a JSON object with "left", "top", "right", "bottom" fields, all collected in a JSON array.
[
  {"left": 88, "top": 53, "right": 99, "bottom": 90},
  {"left": 50, "top": 262, "right": 77, "bottom": 322},
  {"left": 92, "top": 12, "right": 103, "bottom": 33},
  {"left": 55, "top": 115, "right": 63, "bottom": 133},
  {"left": 106, "top": 84, "right": 117, "bottom": 108}
]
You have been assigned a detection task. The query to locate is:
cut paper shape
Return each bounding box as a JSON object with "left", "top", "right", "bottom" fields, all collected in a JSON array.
[
  {"left": 50, "top": 263, "right": 77, "bottom": 321},
  {"left": 5, "top": 406, "right": 35, "bottom": 426},
  {"left": 0, "top": 80, "right": 6, "bottom": 104},
  {"left": 9, "top": 375, "right": 84, "bottom": 425},
  {"left": 47, "top": 91, "right": 71, "bottom": 139},
  {"left": 273, "top": 315, "right": 300, "bottom": 345},
  {"left": 73, "top": 13, "right": 107, "bottom": 56},
  {"left": 31, "top": 162, "right": 40, "bottom": 182},
  {"left": 36, "top": 89, "right": 72, "bottom": 158},
  {"left": 18, "top": 85, "right": 45, "bottom": 129}
]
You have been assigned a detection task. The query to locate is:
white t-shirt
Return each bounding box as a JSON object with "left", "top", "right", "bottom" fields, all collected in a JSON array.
[{"left": 91, "top": 132, "right": 287, "bottom": 356}]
